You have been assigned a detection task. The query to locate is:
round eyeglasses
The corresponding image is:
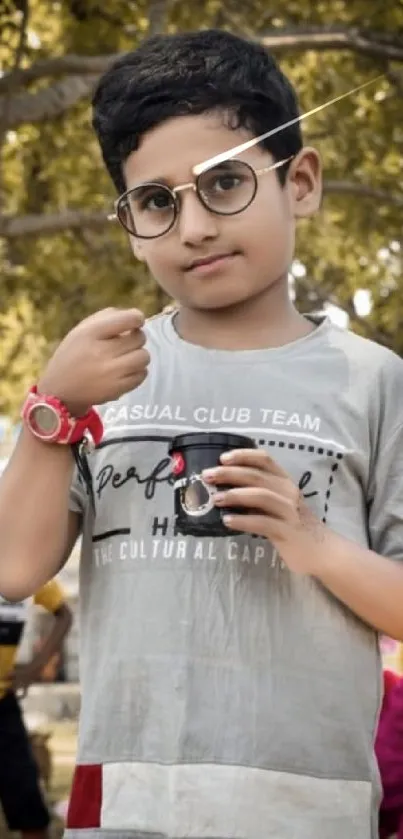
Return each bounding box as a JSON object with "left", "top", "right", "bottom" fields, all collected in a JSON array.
[{"left": 108, "top": 156, "right": 293, "bottom": 240}]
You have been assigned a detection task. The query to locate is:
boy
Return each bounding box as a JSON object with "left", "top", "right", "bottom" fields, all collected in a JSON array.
[
  {"left": 0, "top": 579, "right": 72, "bottom": 839},
  {"left": 0, "top": 28, "right": 402, "bottom": 839}
]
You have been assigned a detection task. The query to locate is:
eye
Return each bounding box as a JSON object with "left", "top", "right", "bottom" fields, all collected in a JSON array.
[
  {"left": 211, "top": 174, "right": 242, "bottom": 193},
  {"left": 141, "top": 190, "right": 172, "bottom": 212},
  {"left": 131, "top": 186, "right": 174, "bottom": 213},
  {"left": 199, "top": 162, "right": 251, "bottom": 198}
]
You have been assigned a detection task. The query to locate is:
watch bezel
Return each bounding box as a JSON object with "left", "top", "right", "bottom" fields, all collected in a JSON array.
[{"left": 26, "top": 401, "right": 63, "bottom": 440}]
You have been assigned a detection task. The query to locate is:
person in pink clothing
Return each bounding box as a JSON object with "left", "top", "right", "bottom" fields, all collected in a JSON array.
[{"left": 376, "top": 668, "right": 403, "bottom": 838}]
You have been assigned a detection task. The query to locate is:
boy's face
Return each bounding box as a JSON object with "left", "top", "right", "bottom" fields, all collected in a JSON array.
[{"left": 123, "top": 112, "right": 322, "bottom": 311}]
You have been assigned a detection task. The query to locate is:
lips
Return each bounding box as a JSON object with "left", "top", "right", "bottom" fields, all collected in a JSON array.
[{"left": 185, "top": 252, "right": 238, "bottom": 271}]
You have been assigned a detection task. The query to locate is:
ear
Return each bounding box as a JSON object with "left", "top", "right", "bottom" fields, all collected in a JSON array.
[{"left": 288, "top": 147, "right": 322, "bottom": 218}]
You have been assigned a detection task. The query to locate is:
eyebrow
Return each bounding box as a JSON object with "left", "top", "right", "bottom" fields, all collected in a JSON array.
[
  {"left": 128, "top": 177, "right": 171, "bottom": 191},
  {"left": 193, "top": 74, "right": 385, "bottom": 176}
]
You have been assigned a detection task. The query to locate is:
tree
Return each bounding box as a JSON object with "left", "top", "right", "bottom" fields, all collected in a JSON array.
[{"left": 0, "top": 0, "right": 402, "bottom": 413}]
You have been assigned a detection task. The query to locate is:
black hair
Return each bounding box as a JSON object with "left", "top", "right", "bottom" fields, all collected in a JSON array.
[{"left": 92, "top": 29, "right": 302, "bottom": 194}]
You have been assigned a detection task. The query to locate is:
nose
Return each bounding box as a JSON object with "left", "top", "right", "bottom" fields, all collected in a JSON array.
[{"left": 177, "top": 189, "right": 219, "bottom": 246}]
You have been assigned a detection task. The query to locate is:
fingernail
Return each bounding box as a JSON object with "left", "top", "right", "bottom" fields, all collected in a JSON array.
[
  {"left": 213, "top": 492, "right": 225, "bottom": 504},
  {"left": 202, "top": 468, "right": 217, "bottom": 480},
  {"left": 220, "top": 452, "right": 233, "bottom": 462}
]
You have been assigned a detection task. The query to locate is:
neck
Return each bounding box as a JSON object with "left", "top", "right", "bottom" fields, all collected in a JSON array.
[{"left": 175, "top": 278, "right": 313, "bottom": 351}]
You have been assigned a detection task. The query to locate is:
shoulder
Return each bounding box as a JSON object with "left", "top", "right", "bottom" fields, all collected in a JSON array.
[
  {"left": 325, "top": 321, "right": 403, "bottom": 391},
  {"left": 328, "top": 321, "right": 401, "bottom": 368}
]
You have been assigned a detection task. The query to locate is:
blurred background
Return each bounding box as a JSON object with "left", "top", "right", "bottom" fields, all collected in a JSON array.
[{"left": 0, "top": 0, "right": 402, "bottom": 833}]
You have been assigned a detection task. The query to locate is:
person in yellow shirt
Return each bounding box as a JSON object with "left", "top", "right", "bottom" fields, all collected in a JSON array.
[{"left": 0, "top": 579, "right": 72, "bottom": 839}]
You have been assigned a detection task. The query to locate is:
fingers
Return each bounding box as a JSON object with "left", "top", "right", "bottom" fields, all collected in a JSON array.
[
  {"left": 86, "top": 308, "right": 146, "bottom": 339},
  {"left": 214, "top": 486, "right": 294, "bottom": 519},
  {"left": 219, "top": 448, "right": 290, "bottom": 479},
  {"left": 202, "top": 450, "right": 301, "bottom": 542},
  {"left": 114, "top": 346, "right": 151, "bottom": 391},
  {"left": 217, "top": 495, "right": 293, "bottom": 540},
  {"left": 221, "top": 512, "right": 275, "bottom": 537},
  {"left": 120, "top": 369, "right": 149, "bottom": 390},
  {"left": 203, "top": 465, "right": 280, "bottom": 490},
  {"left": 115, "top": 347, "right": 151, "bottom": 378},
  {"left": 110, "top": 329, "right": 147, "bottom": 355}
]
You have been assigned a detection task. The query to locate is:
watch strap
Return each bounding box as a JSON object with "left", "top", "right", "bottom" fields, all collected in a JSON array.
[{"left": 24, "top": 386, "right": 104, "bottom": 446}]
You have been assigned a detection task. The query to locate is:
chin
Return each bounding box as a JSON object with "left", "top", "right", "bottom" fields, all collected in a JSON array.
[
  {"left": 184, "top": 293, "right": 247, "bottom": 312},
  {"left": 179, "top": 279, "right": 254, "bottom": 312}
]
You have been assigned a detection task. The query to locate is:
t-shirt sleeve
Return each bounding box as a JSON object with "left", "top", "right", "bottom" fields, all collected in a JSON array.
[
  {"left": 34, "top": 579, "right": 66, "bottom": 612},
  {"left": 368, "top": 420, "right": 403, "bottom": 562}
]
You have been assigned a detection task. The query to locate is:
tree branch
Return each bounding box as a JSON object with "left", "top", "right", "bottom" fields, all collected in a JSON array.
[
  {"left": 323, "top": 181, "right": 403, "bottom": 207},
  {"left": 0, "top": 209, "right": 108, "bottom": 238},
  {"left": 0, "top": 26, "right": 402, "bottom": 96},
  {"left": 148, "top": 0, "right": 168, "bottom": 36},
  {"left": 0, "top": 74, "right": 99, "bottom": 130},
  {"left": 0, "top": 2, "right": 29, "bottom": 137},
  {"left": 259, "top": 26, "right": 403, "bottom": 62},
  {"left": 0, "top": 54, "right": 119, "bottom": 95}
]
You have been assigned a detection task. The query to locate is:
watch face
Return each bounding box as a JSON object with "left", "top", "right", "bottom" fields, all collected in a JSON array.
[{"left": 29, "top": 404, "right": 61, "bottom": 438}]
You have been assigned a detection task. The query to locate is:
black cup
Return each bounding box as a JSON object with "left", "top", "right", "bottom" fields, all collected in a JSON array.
[{"left": 168, "top": 431, "right": 256, "bottom": 537}]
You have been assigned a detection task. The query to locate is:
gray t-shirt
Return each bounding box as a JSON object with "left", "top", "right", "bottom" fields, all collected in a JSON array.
[{"left": 66, "top": 312, "right": 403, "bottom": 839}]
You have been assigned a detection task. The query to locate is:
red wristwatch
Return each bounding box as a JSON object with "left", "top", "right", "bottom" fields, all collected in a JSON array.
[{"left": 21, "top": 386, "right": 104, "bottom": 446}]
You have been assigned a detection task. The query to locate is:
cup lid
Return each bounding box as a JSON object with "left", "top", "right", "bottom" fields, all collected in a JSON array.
[{"left": 169, "top": 432, "right": 256, "bottom": 453}]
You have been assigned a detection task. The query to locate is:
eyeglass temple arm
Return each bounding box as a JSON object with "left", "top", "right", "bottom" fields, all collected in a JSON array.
[
  {"left": 259, "top": 156, "right": 294, "bottom": 173},
  {"left": 193, "top": 75, "right": 384, "bottom": 175}
]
